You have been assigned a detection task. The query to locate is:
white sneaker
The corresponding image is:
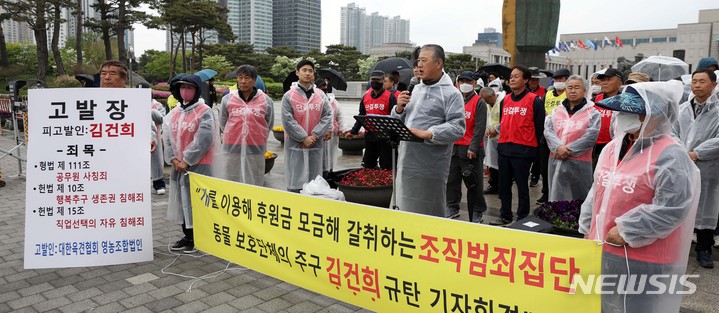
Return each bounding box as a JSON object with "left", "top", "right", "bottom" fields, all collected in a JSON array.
[
  {"left": 692, "top": 233, "right": 697, "bottom": 244},
  {"left": 714, "top": 235, "right": 719, "bottom": 248},
  {"left": 156, "top": 188, "right": 166, "bottom": 195}
]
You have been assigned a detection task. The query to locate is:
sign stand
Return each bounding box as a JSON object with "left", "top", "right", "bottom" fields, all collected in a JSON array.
[{"left": 353, "top": 114, "right": 421, "bottom": 210}]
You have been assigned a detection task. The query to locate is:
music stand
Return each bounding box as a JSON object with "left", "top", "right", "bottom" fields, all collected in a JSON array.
[{"left": 354, "top": 114, "right": 422, "bottom": 210}]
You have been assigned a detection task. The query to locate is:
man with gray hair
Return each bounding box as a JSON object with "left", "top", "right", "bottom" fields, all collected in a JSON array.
[
  {"left": 543, "top": 75, "right": 600, "bottom": 201},
  {"left": 393, "top": 44, "right": 466, "bottom": 217},
  {"left": 481, "top": 85, "right": 502, "bottom": 195}
]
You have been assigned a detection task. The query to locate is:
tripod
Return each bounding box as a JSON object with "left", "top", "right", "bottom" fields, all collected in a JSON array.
[
  {"left": 0, "top": 98, "right": 27, "bottom": 178},
  {"left": 353, "top": 115, "right": 421, "bottom": 210}
]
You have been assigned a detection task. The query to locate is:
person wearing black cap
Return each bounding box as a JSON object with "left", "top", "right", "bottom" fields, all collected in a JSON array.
[
  {"left": 351, "top": 70, "right": 396, "bottom": 170},
  {"left": 163, "top": 74, "right": 217, "bottom": 253},
  {"left": 281, "top": 59, "right": 332, "bottom": 192},
  {"left": 535, "top": 68, "right": 571, "bottom": 203},
  {"left": 445, "top": 71, "right": 487, "bottom": 223},
  {"left": 489, "top": 65, "right": 546, "bottom": 226},
  {"left": 591, "top": 67, "right": 623, "bottom": 169},
  {"left": 580, "top": 81, "right": 699, "bottom": 313}
]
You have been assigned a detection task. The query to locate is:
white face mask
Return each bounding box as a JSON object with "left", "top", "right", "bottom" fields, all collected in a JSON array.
[
  {"left": 615, "top": 112, "right": 642, "bottom": 135},
  {"left": 491, "top": 86, "right": 501, "bottom": 94},
  {"left": 590, "top": 85, "right": 602, "bottom": 94},
  {"left": 553, "top": 82, "right": 566, "bottom": 90},
  {"left": 459, "top": 83, "right": 474, "bottom": 94}
]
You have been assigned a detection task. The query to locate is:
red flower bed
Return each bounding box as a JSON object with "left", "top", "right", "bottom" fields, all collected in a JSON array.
[
  {"left": 339, "top": 168, "right": 392, "bottom": 187},
  {"left": 339, "top": 130, "right": 364, "bottom": 139}
]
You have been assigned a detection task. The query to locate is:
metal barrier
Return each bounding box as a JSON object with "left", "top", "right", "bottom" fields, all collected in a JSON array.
[{"left": 0, "top": 95, "right": 28, "bottom": 177}]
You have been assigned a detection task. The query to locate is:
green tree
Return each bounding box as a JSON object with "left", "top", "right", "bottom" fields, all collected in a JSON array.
[
  {"left": 266, "top": 46, "right": 300, "bottom": 58},
  {"left": 445, "top": 54, "right": 479, "bottom": 76},
  {"left": 321, "top": 44, "right": 365, "bottom": 80},
  {"left": 115, "top": 0, "right": 149, "bottom": 65},
  {"left": 357, "top": 56, "right": 378, "bottom": 80},
  {"left": 143, "top": 50, "right": 182, "bottom": 81},
  {"left": 0, "top": 11, "right": 11, "bottom": 66},
  {"left": 1, "top": 0, "right": 52, "bottom": 80},
  {"left": 86, "top": 0, "right": 114, "bottom": 60},
  {"left": 6, "top": 42, "right": 38, "bottom": 71},
  {"left": 270, "top": 56, "right": 316, "bottom": 82},
  {"left": 394, "top": 51, "right": 413, "bottom": 60},
  {"left": 202, "top": 55, "right": 232, "bottom": 79}
]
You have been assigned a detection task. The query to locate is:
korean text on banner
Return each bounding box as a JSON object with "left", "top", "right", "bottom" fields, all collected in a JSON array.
[
  {"left": 24, "top": 88, "right": 153, "bottom": 269},
  {"left": 190, "top": 173, "right": 602, "bottom": 313}
]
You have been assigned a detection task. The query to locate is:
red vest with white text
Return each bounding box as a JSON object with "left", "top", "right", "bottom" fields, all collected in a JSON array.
[
  {"left": 288, "top": 87, "right": 324, "bottom": 135},
  {"left": 549, "top": 105, "right": 593, "bottom": 162},
  {"left": 499, "top": 92, "right": 538, "bottom": 147},
  {"left": 588, "top": 136, "right": 683, "bottom": 263},
  {"left": 455, "top": 94, "right": 483, "bottom": 147},
  {"left": 223, "top": 90, "right": 269, "bottom": 147},
  {"left": 362, "top": 90, "right": 392, "bottom": 115},
  {"left": 169, "top": 104, "right": 213, "bottom": 165},
  {"left": 593, "top": 93, "right": 614, "bottom": 144}
]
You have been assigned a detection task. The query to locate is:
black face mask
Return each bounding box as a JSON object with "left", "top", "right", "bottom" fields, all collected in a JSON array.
[{"left": 370, "top": 81, "right": 383, "bottom": 91}]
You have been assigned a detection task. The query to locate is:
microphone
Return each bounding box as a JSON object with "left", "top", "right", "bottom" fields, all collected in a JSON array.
[{"left": 407, "top": 77, "right": 418, "bottom": 95}]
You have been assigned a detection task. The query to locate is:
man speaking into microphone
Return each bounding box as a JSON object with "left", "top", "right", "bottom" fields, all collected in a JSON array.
[{"left": 391, "top": 44, "right": 466, "bottom": 217}]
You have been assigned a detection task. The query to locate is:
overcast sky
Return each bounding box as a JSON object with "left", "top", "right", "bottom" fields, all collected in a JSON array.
[{"left": 133, "top": 0, "right": 718, "bottom": 56}]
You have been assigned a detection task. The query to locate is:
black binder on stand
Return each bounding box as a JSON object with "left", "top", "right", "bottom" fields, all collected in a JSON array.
[{"left": 353, "top": 115, "right": 422, "bottom": 210}]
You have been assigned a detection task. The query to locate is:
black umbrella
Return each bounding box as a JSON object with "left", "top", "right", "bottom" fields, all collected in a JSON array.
[
  {"left": 75, "top": 74, "right": 96, "bottom": 87},
  {"left": 283, "top": 71, "right": 299, "bottom": 93},
  {"left": 318, "top": 68, "right": 347, "bottom": 91},
  {"left": 478, "top": 63, "right": 511, "bottom": 80},
  {"left": 369, "top": 57, "right": 413, "bottom": 76},
  {"left": 540, "top": 69, "right": 554, "bottom": 78}
]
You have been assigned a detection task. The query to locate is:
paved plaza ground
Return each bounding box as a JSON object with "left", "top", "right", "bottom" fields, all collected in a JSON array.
[{"left": 0, "top": 100, "right": 717, "bottom": 312}]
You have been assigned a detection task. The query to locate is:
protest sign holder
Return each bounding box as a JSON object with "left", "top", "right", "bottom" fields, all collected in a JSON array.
[{"left": 353, "top": 115, "right": 421, "bottom": 210}]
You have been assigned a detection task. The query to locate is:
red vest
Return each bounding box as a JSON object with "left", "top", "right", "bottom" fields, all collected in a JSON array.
[
  {"left": 593, "top": 93, "right": 614, "bottom": 144},
  {"left": 288, "top": 88, "right": 324, "bottom": 135},
  {"left": 549, "top": 104, "right": 594, "bottom": 162},
  {"left": 362, "top": 90, "right": 392, "bottom": 115},
  {"left": 223, "top": 91, "right": 269, "bottom": 147},
  {"left": 588, "top": 136, "right": 683, "bottom": 264},
  {"left": 169, "top": 104, "right": 213, "bottom": 165},
  {"left": 499, "top": 92, "right": 538, "bottom": 147},
  {"left": 529, "top": 85, "right": 546, "bottom": 99},
  {"left": 455, "top": 94, "right": 483, "bottom": 147}
]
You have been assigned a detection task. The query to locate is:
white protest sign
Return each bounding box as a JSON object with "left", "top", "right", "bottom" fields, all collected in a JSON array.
[{"left": 24, "top": 88, "right": 153, "bottom": 268}]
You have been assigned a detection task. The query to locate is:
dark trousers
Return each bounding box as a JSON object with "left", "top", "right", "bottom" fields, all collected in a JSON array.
[
  {"left": 363, "top": 139, "right": 392, "bottom": 170},
  {"left": 696, "top": 228, "right": 715, "bottom": 252},
  {"left": 488, "top": 168, "right": 499, "bottom": 189},
  {"left": 592, "top": 143, "right": 607, "bottom": 171},
  {"left": 539, "top": 141, "right": 550, "bottom": 196},
  {"left": 498, "top": 155, "right": 532, "bottom": 221},
  {"left": 530, "top": 153, "right": 541, "bottom": 180},
  {"left": 446, "top": 150, "right": 487, "bottom": 221},
  {"left": 153, "top": 179, "right": 166, "bottom": 190},
  {"left": 182, "top": 223, "right": 194, "bottom": 241}
]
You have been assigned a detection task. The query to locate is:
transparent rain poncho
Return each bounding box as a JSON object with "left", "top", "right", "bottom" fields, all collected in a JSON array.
[
  {"left": 579, "top": 81, "right": 700, "bottom": 313},
  {"left": 150, "top": 99, "right": 165, "bottom": 181},
  {"left": 218, "top": 88, "right": 274, "bottom": 186},
  {"left": 484, "top": 82, "right": 504, "bottom": 170},
  {"left": 672, "top": 88, "right": 719, "bottom": 230},
  {"left": 543, "top": 100, "right": 600, "bottom": 201},
  {"left": 322, "top": 92, "right": 342, "bottom": 173},
  {"left": 391, "top": 72, "right": 465, "bottom": 216},
  {"left": 281, "top": 84, "right": 332, "bottom": 190},
  {"left": 163, "top": 75, "right": 220, "bottom": 227}
]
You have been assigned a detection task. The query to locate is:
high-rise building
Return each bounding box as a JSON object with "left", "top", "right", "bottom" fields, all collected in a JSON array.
[
  {"left": 272, "top": 0, "right": 321, "bottom": 54},
  {"left": 340, "top": 3, "right": 410, "bottom": 54},
  {"left": 340, "top": 3, "right": 365, "bottom": 54},
  {"left": 474, "top": 28, "right": 503, "bottom": 48}
]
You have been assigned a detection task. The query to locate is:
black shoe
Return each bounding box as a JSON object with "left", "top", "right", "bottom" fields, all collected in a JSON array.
[
  {"left": 536, "top": 195, "right": 548, "bottom": 205},
  {"left": 529, "top": 177, "right": 539, "bottom": 187},
  {"left": 484, "top": 186, "right": 498, "bottom": 194},
  {"left": 183, "top": 244, "right": 197, "bottom": 254},
  {"left": 489, "top": 217, "right": 512, "bottom": 226},
  {"left": 171, "top": 238, "right": 192, "bottom": 251},
  {"left": 697, "top": 250, "right": 714, "bottom": 268}
]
